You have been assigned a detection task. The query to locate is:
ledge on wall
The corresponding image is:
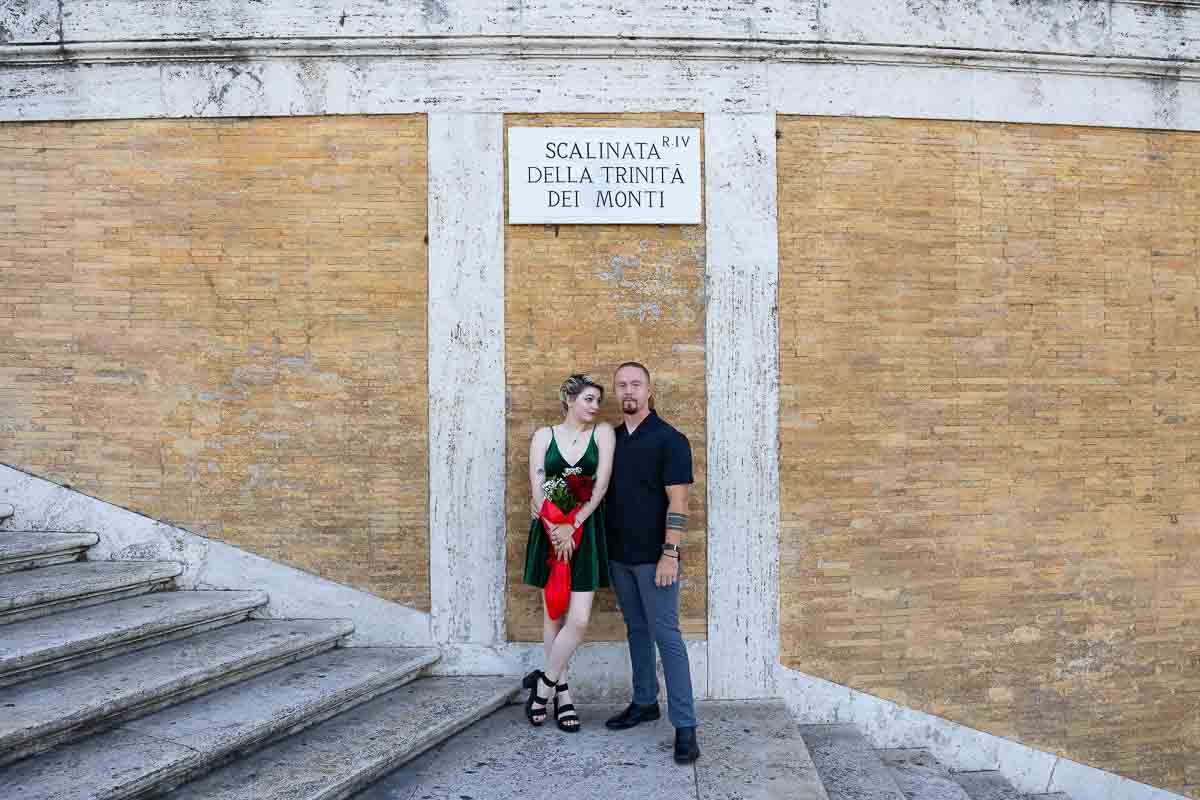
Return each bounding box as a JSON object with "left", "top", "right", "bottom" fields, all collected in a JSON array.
[
  {"left": 4, "top": 0, "right": 1199, "bottom": 63},
  {"left": 777, "top": 666, "right": 1188, "bottom": 800},
  {"left": 2, "top": 44, "right": 1197, "bottom": 132},
  {"left": 0, "top": 463, "right": 432, "bottom": 646}
]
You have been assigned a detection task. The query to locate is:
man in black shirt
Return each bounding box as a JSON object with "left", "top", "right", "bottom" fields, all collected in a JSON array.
[{"left": 604, "top": 361, "right": 699, "bottom": 764}]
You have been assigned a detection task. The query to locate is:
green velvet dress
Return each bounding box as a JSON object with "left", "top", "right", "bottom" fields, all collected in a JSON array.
[{"left": 522, "top": 428, "right": 610, "bottom": 592}]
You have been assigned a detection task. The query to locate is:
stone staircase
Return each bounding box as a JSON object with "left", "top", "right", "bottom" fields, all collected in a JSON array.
[
  {"left": 0, "top": 529, "right": 1077, "bottom": 800},
  {"left": 801, "top": 724, "right": 1072, "bottom": 800},
  {"left": 0, "top": 530, "right": 516, "bottom": 799}
]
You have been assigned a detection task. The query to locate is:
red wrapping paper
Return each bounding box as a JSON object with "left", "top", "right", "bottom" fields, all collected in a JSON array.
[{"left": 539, "top": 498, "right": 583, "bottom": 621}]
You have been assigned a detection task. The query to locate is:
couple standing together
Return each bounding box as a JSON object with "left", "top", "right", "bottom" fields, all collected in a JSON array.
[{"left": 520, "top": 362, "right": 700, "bottom": 764}]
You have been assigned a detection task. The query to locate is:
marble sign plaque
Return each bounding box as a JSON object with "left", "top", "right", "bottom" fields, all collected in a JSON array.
[{"left": 507, "top": 127, "right": 702, "bottom": 224}]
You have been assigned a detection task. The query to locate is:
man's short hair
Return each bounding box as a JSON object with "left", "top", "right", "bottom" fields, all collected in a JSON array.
[{"left": 615, "top": 361, "right": 651, "bottom": 382}]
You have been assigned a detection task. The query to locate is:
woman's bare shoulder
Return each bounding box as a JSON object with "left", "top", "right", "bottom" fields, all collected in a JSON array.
[
  {"left": 595, "top": 422, "right": 616, "bottom": 439},
  {"left": 531, "top": 426, "right": 553, "bottom": 444}
]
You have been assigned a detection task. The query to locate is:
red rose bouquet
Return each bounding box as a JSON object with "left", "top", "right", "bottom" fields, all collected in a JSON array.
[{"left": 539, "top": 467, "right": 595, "bottom": 620}]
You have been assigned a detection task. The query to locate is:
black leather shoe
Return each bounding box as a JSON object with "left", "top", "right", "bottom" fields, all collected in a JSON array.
[
  {"left": 605, "top": 701, "right": 661, "bottom": 730},
  {"left": 674, "top": 726, "right": 700, "bottom": 764}
]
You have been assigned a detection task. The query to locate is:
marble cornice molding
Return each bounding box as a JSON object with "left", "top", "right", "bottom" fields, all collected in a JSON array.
[
  {"left": 1120, "top": 0, "right": 1200, "bottom": 6},
  {"left": 2, "top": 36, "right": 1198, "bottom": 81}
]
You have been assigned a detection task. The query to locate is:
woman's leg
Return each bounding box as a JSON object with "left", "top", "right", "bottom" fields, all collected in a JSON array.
[
  {"left": 546, "top": 592, "right": 593, "bottom": 730},
  {"left": 543, "top": 600, "right": 565, "bottom": 668},
  {"left": 545, "top": 591, "right": 594, "bottom": 681},
  {"left": 526, "top": 598, "right": 566, "bottom": 724}
]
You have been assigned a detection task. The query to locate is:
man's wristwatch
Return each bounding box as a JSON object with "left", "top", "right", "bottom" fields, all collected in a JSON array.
[{"left": 662, "top": 543, "right": 680, "bottom": 558}]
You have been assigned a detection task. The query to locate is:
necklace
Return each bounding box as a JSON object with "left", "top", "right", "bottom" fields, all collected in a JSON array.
[{"left": 560, "top": 424, "right": 585, "bottom": 448}]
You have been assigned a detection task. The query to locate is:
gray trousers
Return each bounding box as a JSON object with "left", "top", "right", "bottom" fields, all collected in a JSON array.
[{"left": 609, "top": 559, "right": 697, "bottom": 728}]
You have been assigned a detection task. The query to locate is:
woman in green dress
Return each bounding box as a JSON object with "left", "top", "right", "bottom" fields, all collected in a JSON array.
[{"left": 522, "top": 374, "right": 614, "bottom": 733}]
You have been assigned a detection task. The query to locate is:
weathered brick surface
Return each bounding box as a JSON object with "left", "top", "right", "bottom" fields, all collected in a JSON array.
[
  {"left": 778, "top": 116, "right": 1200, "bottom": 796},
  {"left": 0, "top": 116, "right": 431, "bottom": 609},
  {"left": 504, "top": 113, "right": 708, "bottom": 643}
]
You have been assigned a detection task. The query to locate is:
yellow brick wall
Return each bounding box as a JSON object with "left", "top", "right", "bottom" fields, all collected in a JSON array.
[
  {"left": 0, "top": 116, "right": 431, "bottom": 609},
  {"left": 778, "top": 116, "right": 1200, "bottom": 796},
  {"left": 504, "top": 113, "right": 708, "bottom": 643}
]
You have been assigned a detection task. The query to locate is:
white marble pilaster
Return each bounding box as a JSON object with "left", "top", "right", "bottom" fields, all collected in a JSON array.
[
  {"left": 427, "top": 113, "right": 507, "bottom": 645},
  {"left": 703, "top": 112, "right": 780, "bottom": 700}
]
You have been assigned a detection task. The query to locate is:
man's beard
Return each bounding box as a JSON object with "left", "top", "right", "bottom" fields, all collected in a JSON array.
[{"left": 622, "top": 398, "right": 639, "bottom": 413}]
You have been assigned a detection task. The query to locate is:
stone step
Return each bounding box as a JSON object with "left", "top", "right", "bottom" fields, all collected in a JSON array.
[
  {"left": 0, "top": 646, "right": 441, "bottom": 800},
  {"left": 165, "top": 677, "right": 517, "bottom": 800},
  {"left": 951, "top": 770, "right": 1023, "bottom": 800},
  {"left": 1025, "top": 794, "right": 1071, "bottom": 800},
  {"left": 0, "top": 618, "right": 354, "bottom": 767},
  {"left": 798, "top": 724, "right": 906, "bottom": 800},
  {"left": 363, "top": 699, "right": 828, "bottom": 800},
  {"left": 0, "top": 561, "right": 182, "bottom": 626},
  {"left": 694, "top": 700, "right": 830, "bottom": 800},
  {"left": 0, "top": 589, "right": 268, "bottom": 688},
  {"left": 0, "top": 531, "right": 99, "bottom": 574},
  {"left": 878, "top": 748, "right": 972, "bottom": 800}
]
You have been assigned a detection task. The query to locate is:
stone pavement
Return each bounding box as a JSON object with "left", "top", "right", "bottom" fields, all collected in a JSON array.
[{"left": 355, "top": 700, "right": 828, "bottom": 800}]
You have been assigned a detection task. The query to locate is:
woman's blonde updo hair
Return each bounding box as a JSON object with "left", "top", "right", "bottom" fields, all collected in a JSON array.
[{"left": 559, "top": 374, "right": 605, "bottom": 415}]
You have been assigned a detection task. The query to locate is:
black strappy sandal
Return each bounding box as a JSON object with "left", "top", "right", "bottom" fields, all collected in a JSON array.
[
  {"left": 554, "top": 682, "right": 581, "bottom": 733},
  {"left": 522, "top": 670, "right": 555, "bottom": 727}
]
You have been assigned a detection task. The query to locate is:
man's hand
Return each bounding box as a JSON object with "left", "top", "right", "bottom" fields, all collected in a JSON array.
[{"left": 655, "top": 554, "right": 679, "bottom": 587}]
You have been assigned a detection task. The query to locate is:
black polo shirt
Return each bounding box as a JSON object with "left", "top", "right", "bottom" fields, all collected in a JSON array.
[{"left": 606, "top": 411, "right": 694, "bottom": 565}]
